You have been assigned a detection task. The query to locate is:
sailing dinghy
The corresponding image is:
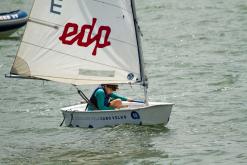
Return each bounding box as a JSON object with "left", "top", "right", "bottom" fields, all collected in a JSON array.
[{"left": 7, "top": 0, "right": 173, "bottom": 128}]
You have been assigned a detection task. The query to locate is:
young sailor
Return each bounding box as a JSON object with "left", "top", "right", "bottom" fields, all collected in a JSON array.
[{"left": 87, "top": 84, "right": 132, "bottom": 111}]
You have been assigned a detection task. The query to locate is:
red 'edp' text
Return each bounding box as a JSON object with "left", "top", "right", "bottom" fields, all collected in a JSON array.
[{"left": 59, "top": 18, "right": 111, "bottom": 56}]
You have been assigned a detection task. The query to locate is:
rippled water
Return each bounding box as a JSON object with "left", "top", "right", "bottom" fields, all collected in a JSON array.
[{"left": 1, "top": 0, "right": 247, "bottom": 164}]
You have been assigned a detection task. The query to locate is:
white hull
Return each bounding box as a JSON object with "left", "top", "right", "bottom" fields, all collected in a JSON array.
[{"left": 61, "top": 102, "right": 173, "bottom": 128}]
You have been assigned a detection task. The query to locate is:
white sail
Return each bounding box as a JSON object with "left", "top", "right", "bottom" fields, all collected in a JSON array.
[{"left": 10, "top": 0, "right": 144, "bottom": 85}]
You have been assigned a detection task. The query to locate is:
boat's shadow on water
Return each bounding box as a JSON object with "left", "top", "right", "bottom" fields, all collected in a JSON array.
[
  {"left": 112, "top": 124, "right": 170, "bottom": 134},
  {"left": 65, "top": 123, "right": 170, "bottom": 134}
]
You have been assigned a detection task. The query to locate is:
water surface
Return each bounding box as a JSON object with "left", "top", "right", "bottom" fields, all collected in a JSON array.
[{"left": 0, "top": 0, "right": 247, "bottom": 164}]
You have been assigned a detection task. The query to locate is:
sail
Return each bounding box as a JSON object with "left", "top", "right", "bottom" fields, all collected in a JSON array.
[{"left": 10, "top": 0, "right": 144, "bottom": 85}]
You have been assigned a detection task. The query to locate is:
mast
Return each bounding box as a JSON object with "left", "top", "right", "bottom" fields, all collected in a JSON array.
[{"left": 130, "top": 0, "right": 148, "bottom": 104}]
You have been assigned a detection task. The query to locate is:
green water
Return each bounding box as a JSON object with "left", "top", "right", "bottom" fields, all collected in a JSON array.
[{"left": 1, "top": 0, "right": 247, "bottom": 164}]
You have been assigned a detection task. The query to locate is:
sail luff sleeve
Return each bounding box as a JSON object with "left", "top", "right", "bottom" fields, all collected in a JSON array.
[{"left": 130, "top": 0, "right": 147, "bottom": 85}]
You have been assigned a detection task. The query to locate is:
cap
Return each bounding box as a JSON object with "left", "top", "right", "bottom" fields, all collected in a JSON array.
[{"left": 103, "top": 84, "right": 119, "bottom": 91}]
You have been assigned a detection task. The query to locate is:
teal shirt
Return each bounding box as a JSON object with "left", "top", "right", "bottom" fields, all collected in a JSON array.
[{"left": 87, "top": 89, "right": 127, "bottom": 111}]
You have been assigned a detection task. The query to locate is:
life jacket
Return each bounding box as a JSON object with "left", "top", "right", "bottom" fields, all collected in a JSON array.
[{"left": 88, "top": 86, "right": 110, "bottom": 110}]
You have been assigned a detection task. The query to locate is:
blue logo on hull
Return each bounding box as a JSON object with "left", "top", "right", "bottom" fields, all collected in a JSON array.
[{"left": 131, "top": 111, "right": 140, "bottom": 120}]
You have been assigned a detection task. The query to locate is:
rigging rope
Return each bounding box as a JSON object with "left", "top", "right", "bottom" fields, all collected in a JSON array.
[{"left": 72, "top": 85, "right": 98, "bottom": 110}]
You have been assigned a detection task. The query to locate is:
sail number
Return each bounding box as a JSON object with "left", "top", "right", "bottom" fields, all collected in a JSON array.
[
  {"left": 50, "top": 0, "right": 63, "bottom": 15},
  {"left": 59, "top": 18, "right": 111, "bottom": 56}
]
